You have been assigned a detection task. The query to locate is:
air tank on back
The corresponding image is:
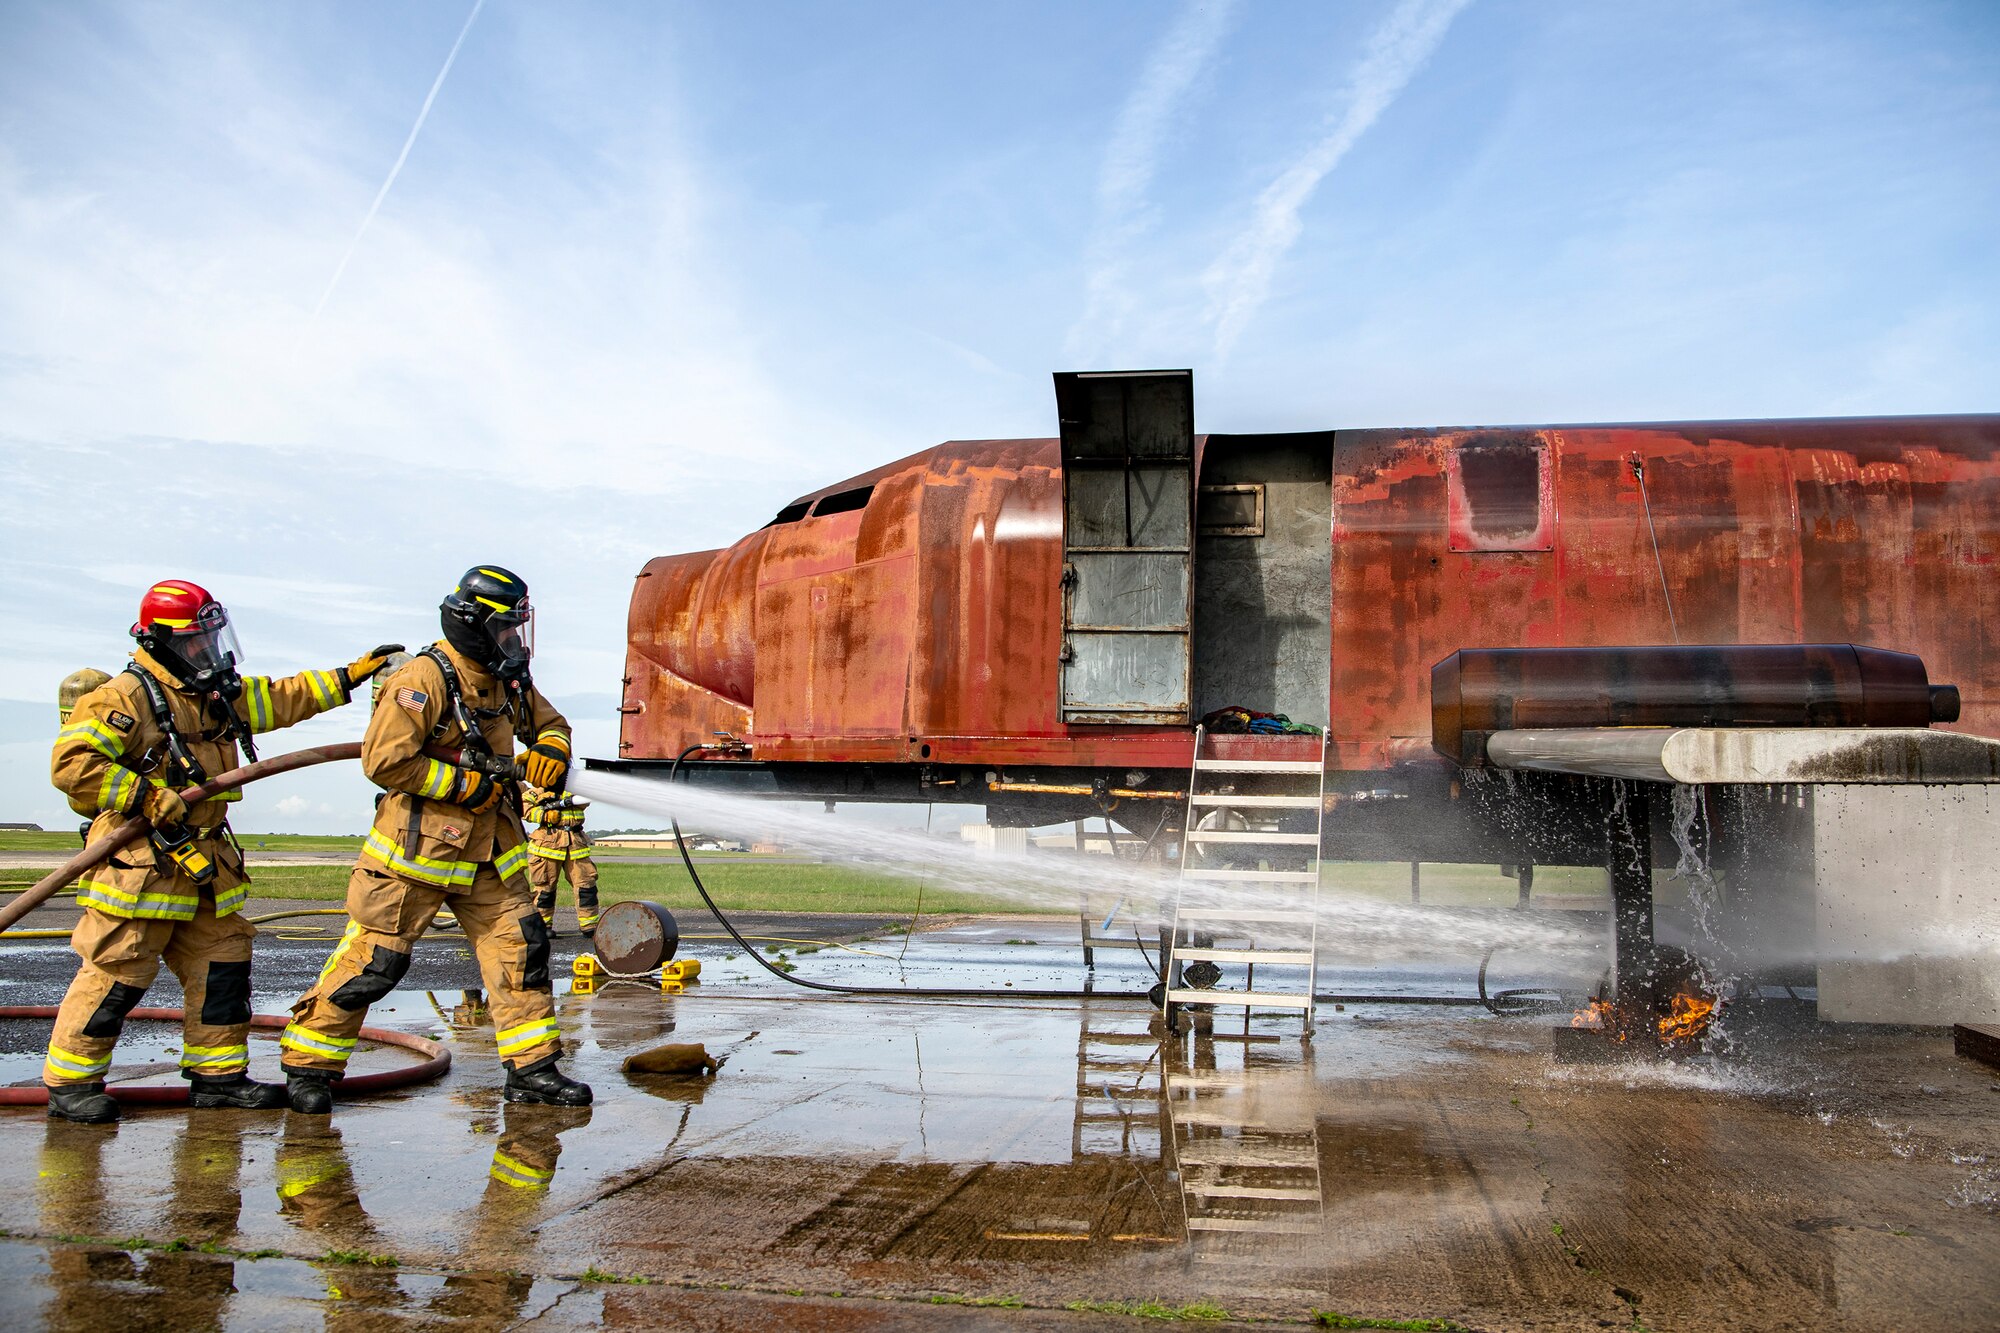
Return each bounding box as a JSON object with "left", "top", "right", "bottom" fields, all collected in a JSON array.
[{"left": 1431, "top": 643, "right": 1961, "bottom": 766}]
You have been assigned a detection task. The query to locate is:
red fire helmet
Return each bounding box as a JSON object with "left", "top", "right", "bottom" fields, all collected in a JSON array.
[
  {"left": 131, "top": 580, "right": 243, "bottom": 678},
  {"left": 132, "top": 580, "right": 219, "bottom": 636}
]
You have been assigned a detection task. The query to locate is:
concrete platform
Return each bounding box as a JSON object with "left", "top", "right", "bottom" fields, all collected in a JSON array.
[{"left": 0, "top": 916, "right": 1995, "bottom": 1330}]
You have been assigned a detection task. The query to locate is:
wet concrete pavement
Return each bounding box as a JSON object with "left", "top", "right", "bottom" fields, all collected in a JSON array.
[{"left": 1, "top": 915, "right": 1996, "bottom": 1330}]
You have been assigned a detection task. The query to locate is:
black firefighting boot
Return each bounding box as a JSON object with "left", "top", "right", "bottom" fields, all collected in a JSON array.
[
  {"left": 503, "top": 1055, "right": 593, "bottom": 1106},
  {"left": 284, "top": 1068, "right": 336, "bottom": 1115},
  {"left": 47, "top": 1082, "right": 120, "bottom": 1124},
  {"left": 188, "top": 1072, "right": 289, "bottom": 1110}
]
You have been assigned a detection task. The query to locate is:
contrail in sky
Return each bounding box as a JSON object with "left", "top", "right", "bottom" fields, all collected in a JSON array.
[
  {"left": 1205, "top": 0, "right": 1471, "bottom": 360},
  {"left": 300, "top": 0, "right": 486, "bottom": 337},
  {"left": 1065, "top": 0, "right": 1240, "bottom": 362}
]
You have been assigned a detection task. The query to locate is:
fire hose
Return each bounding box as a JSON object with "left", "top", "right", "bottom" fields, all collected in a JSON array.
[
  {"left": 0, "top": 740, "right": 519, "bottom": 933},
  {"left": 0, "top": 1011, "right": 449, "bottom": 1107}
]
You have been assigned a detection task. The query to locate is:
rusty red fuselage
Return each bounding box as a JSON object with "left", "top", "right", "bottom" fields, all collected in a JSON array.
[{"left": 619, "top": 415, "right": 2000, "bottom": 835}]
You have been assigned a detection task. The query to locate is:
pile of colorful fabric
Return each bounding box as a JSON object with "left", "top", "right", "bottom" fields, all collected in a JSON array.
[{"left": 1200, "top": 706, "right": 1323, "bottom": 736}]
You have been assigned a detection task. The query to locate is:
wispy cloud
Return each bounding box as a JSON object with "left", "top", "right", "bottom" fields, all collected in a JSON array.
[
  {"left": 1204, "top": 0, "right": 1471, "bottom": 360},
  {"left": 1065, "top": 0, "right": 1240, "bottom": 364},
  {"left": 299, "top": 0, "right": 486, "bottom": 343}
]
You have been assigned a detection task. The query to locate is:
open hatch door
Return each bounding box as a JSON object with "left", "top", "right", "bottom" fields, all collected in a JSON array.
[{"left": 1053, "top": 369, "right": 1195, "bottom": 725}]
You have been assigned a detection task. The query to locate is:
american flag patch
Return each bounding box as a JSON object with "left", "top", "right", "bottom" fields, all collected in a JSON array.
[{"left": 396, "top": 687, "right": 430, "bottom": 713}]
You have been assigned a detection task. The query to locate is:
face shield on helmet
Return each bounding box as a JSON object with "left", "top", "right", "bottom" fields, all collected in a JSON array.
[
  {"left": 175, "top": 602, "right": 243, "bottom": 677},
  {"left": 487, "top": 601, "right": 533, "bottom": 664}
]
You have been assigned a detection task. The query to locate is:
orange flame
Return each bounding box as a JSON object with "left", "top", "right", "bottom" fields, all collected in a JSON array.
[
  {"left": 1657, "top": 991, "right": 1717, "bottom": 1046},
  {"left": 1570, "top": 998, "right": 1615, "bottom": 1031},
  {"left": 1568, "top": 991, "right": 1719, "bottom": 1047}
]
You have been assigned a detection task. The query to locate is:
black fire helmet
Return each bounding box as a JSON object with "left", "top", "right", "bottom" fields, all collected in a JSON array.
[{"left": 440, "top": 566, "right": 534, "bottom": 678}]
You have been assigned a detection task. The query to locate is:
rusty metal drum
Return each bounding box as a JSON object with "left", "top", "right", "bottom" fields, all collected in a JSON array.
[{"left": 594, "top": 901, "right": 680, "bottom": 973}]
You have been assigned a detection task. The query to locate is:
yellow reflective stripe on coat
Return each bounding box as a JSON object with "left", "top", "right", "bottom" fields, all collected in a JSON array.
[
  {"left": 527, "top": 843, "right": 569, "bottom": 861},
  {"left": 489, "top": 1150, "right": 555, "bottom": 1189},
  {"left": 417, "top": 759, "right": 456, "bottom": 801},
  {"left": 279, "top": 1023, "right": 356, "bottom": 1062},
  {"left": 495, "top": 1018, "right": 559, "bottom": 1057},
  {"left": 76, "top": 876, "right": 201, "bottom": 920},
  {"left": 277, "top": 1156, "right": 348, "bottom": 1198},
  {"left": 180, "top": 1043, "right": 249, "bottom": 1071},
  {"left": 213, "top": 882, "right": 249, "bottom": 916},
  {"left": 361, "top": 829, "right": 476, "bottom": 888},
  {"left": 59, "top": 718, "right": 127, "bottom": 759},
  {"left": 242, "top": 676, "right": 275, "bottom": 733},
  {"left": 493, "top": 843, "right": 530, "bottom": 882},
  {"left": 97, "top": 764, "right": 140, "bottom": 815},
  {"left": 303, "top": 669, "right": 343, "bottom": 712},
  {"left": 44, "top": 1044, "right": 113, "bottom": 1079}
]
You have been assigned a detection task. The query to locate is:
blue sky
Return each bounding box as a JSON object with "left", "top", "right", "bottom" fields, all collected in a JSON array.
[{"left": 2, "top": 0, "right": 1995, "bottom": 830}]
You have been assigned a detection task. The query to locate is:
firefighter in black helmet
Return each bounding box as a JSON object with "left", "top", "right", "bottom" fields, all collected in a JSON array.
[{"left": 283, "top": 566, "right": 588, "bottom": 1112}]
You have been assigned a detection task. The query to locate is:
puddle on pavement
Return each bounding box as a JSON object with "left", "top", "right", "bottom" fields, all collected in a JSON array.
[{"left": 2, "top": 926, "right": 1995, "bottom": 1329}]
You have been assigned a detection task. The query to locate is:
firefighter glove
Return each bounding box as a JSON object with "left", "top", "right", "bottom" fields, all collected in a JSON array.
[
  {"left": 338, "top": 644, "right": 407, "bottom": 695},
  {"left": 143, "top": 784, "right": 189, "bottom": 825},
  {"left": 453, "top": 770, "right": 502, "bottom": 815},
  {"left": 521, "top": 733, "right": 570, "bottom": 793},
  {"left": 537, "top": 807, "right": 564, "bottom": 828}
]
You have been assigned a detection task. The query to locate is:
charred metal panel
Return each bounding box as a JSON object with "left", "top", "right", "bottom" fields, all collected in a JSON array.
[
  {"left": 1055, "top": 370, "right": 1195, "bottom": 725},
  {"left": 1331, "top": 417, "right": 2000, "bottom": 772},
  {"left": 1446, "top": 432, "right": 1553, "bottom": 551},
  {"left": 1192, "top": 435, "right": 1333, "bottom": 725}
]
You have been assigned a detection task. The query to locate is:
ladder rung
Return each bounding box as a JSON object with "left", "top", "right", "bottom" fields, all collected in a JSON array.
[
  {"left": 1173, "top": 908, "right": 1315, "bottom": 923},
  {"left": 1185, "top": 1185, "right": 1322, "bottom": 1202},
  {"left": 1165, "top": 989, "right": 1314, "bottom": 1009},
  {"left": 1193, "top": 758, "right": 1324, "bottom": 774},
  {"left": 1185, "top": 1217, "right": 1321, "bottom": 1234},
  {"left": 1185, "top": 831, "right": 1319, "bottom": 845},
  {"left": 1176, "top": 1143, "right": 1321, "bottom": 1167},
  {"left": 1181, "top": 869, "right": 1319, "bottom": 883},
  {"left": 1189, "top": 794, "right": 1320, "bottom": 808},
  {"left": 1167, "top": 1108, "right": 1297, "bottom": 1129},
  {"left": 1170, "top": 947, "right": 1313, "bottom": 966}
]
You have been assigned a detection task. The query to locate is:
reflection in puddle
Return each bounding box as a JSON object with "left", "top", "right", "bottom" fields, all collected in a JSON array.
[{"left": 1161, "top": 1013, "right": 1325, "bottom": 1265}]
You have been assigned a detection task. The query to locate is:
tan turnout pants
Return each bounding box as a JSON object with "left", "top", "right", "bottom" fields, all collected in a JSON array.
[
  {"left": 44, "top": 894, "right": 256, "bottom": 1087},
  {"left": 282, "top": 862, "right": 558, "bottom": 1075},
  {"left": 526, "top": 847, "right": 599, "bottom": 930}
]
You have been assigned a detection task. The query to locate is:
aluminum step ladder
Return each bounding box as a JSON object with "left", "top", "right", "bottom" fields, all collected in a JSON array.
[{"left": 1163, "top": 726, "right": 1325, "bottom": 1028}]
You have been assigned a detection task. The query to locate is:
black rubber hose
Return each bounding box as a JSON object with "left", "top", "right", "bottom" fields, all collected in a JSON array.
[
  {"left": 653, "top": 747, "right": 1485, "bottom": 1007},
  {"left": 1476, "top": 945, "right": 1572, "bottom": 1015}
]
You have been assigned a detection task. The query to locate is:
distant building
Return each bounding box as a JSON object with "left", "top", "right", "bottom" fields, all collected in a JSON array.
[
  {"left": 0, "top": 822, "right": 44, "bottom": 832},
  {"left": 594, "top": 832, "right": 684, "bottom": 849},
  {"left": 959, "top": 824, "right": 1030, "bottom": 858}
]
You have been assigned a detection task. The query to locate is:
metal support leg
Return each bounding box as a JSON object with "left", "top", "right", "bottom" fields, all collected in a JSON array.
[{"left": 1605, "top": 784, "right": 1661, "bottom": 1034}]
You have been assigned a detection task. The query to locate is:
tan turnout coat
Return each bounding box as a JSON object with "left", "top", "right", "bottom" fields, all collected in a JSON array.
[
  {"left": 356, "top": 643, "right": 570, "bottom": 893},
  {"left": 51, "top": 649, "right": 352, "bottom": 919}
]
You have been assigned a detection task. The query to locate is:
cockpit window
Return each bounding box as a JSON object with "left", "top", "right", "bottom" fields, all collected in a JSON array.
[
  {"left": 766, "top": 500, "right": 812, "bottom": 527},
  {"left": 810, "top": 485, "right": 874, "bottom": 517}
]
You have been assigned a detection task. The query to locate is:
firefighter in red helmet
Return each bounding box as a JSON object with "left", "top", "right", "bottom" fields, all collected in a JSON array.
[{"left": 43, "top": 580, "right": 402, "bottom": 1124}]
